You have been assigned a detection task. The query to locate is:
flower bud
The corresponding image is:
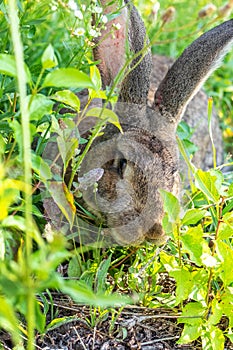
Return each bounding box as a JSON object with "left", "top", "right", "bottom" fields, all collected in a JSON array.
[
  {"left": 219, "top": 1, "right": 233, "bottom": 18},
  {"left": 198, "top": 4, "right": 217, "bottom": 18},
  {"left": 161, "top": 6, "right": 176, "bottom": 24}
]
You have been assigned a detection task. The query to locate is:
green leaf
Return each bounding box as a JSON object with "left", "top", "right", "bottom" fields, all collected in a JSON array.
[
  {"left": 178, "top": 302, "right": 206, "bottom": 325},
  {"left": 181, "top": 226, "right": 211, "bottom": 267},
  {"left": 217, "top": 222, "right": 233, "bottom": 240},
  {"left": 88, "top": 62, "right": 106, "bottom": 99},
  {"left": 0, "top": 134, "right": 6, "bottom": 157},
  {"left": 27, "top": 94, "right": 54, "bottom": 121},
  {"left": 201, "top": 325, "right": 224, "bottom": 350},
  {"left": 220, "top": 287, "right": 233, "bottom": 327},
  {"left": 68, "top": 255, "right": 82, "bottom": 278},
  {"left": 9, "top": 120, "right": 22, "bottom": 157},
  {"left": 85, "top": 107, "right": 123, "bottom": 132},
  {"left": 1, "top": 215, "right": 26, "bottom": 232},
  {"left": 169, "top": 268, "right": 194, "bottom": 304},
  {"left": 95, "top": 255, "right": 112, "bottom": 293},
  {"left": 195, "top": 169, "right": 220, "bottom": 202},
  {"left": 89, "top": 62, "right": 102, "bottom": 91},
  {"left": 62, "top": 279, "right": 131, "bottom": 307},
  {"left": 226, "top": 333, "right": 233, "bottom": 343},
  {"left": 35, "top": 299, "right": 46, "bottom": 333},
  {"left": 159, "top": 251, "right": 179, "bottom": 271},
  {"left": 181, "top": 208, "right": 206, "bottom": 226},
  {"left": 51, "top": 114, "right": 63, "bottom": 136},
  {"left": 207, "top": 298, "right": 222, "bottom": 326},
  {"left": 162, "top": 212, "right": 173, "bottom": 235},
  {"left": 1, "top": 215, "right": 44, "bottom": 247},
  {"left": 177, "top": 121, "right": 193, "bottom": 139},
  {"left": 159, "top": 190, "right": 180, "bottom": 222},
  {"left": 189, "top": 269, "right": 209, "bottom": 302},
  {"left": 215, "top": 240, "right": 233, "bottom": 286},
  {"left": 50, "top": 90, "right": 80, "bottom": 111},
  {"left": 0, "top": 230, "right": 5, "bottom": 260},
  {"left": 46, "top": 315, "right": 83, "bottom": 332},
  {"left": 0, "top": 54, "right": 31, "bottom": 82},
  {"left": 13, "top": 343, "right": 25, "bottom": 350},
  {"left": 179, "top": 139, "right": 198, "bottom": 156},
  {"left": 47, "top": 181, "right": 76, "bottom": 228},
  {"left": 42, "top": 44, "right": 58, "bottom": 69},
  {"left": 31, "top": 153, "right": 52, "bottom": 180},
  {"left": 228, "top": 183, "right": 233, "bottom": 196},
  {"left": 177, "top": 324, "right": 202, "bottom": 344},
  {"left": 42, "top": 68, "right": 95, "bottom": 89},
  {"left": 222, "top": 198, "right": 233, "bottom": 215},
  {"left": 0, "top": 296, "right": 20, "bottom": 345},
  {"left": 222, "top": 211, "right": 233, "bottom": 228},
  {"left": 56, "top": 134, "right": 79, "bottom": 171}
]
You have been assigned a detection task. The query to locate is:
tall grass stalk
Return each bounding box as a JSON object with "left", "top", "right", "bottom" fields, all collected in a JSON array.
[
  {"left": 8, "top": 1, "right": 35, "bottom": 349},
  {"left": 207, "top": 97, "right": 217, "bottom": 169}
]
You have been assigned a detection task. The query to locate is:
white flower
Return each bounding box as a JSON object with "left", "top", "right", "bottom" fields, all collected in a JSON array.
[
  {"left": 152, "top": 2, "right": 160, "bottom": 15},
  {"left": 81, "top": 4, "right": 86, "bottom": 11},
  {"left": 89, "top": 28, "right": 98, "bottom": 37},
  {"left": 42, "top": 223, "right": 54, "bottom": 243},
  {"left": 68, "top": 0, "right": 77, "bottom": 11},
  {"left": 73, "top": 27, "right": 85, "bottom": 36},
  {"left": 201, "top": 253, "right": 218, "bottom": 267},
  {"left": 93, "top": 6, "right": 103, "bottom": 14},
  {"left": 74, "top": 9, "right": 83, "bottom": 19},
  {"left": 51, "top": 5, "right": 57, "bottom": 11},
  {"left": 113, "top": 22, "right": 121, "bottom": 30},
  {"left": 101, "top": 14, "right": 108, "bottom": 24}
]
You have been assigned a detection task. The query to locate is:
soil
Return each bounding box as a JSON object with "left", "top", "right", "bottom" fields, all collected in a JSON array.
[
  {"left": 1, "top": 293, "right": 233, "bottom": 350},
  {"left": 1, "top": 261, "right": 233, "bottom": 349}
]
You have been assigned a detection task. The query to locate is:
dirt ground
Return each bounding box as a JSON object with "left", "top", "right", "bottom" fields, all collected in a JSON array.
[{"left": 1, "top": 293, "right": 233, "bottom": 350}]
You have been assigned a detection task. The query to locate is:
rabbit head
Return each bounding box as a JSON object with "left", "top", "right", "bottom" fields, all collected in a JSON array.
[{"left": 80, "top": 1, "right": 233, "bottom": 246}]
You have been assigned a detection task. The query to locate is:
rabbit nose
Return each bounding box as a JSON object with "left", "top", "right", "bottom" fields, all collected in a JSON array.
[{"left": 146, "top": 223, "right": 168, "bottom": 246}]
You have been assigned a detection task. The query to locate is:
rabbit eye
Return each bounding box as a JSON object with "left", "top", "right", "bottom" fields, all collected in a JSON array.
[{"left": 117, "top": 158, "right": 127, "bottom": 178}]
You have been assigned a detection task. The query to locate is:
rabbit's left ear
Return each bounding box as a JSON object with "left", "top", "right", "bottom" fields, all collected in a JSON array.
[
  {"left": 153, "top": 19, "right": 233, "bottom": 125},
  {"left": 93, "top": 0, "right": 152, "bottom": 105}
]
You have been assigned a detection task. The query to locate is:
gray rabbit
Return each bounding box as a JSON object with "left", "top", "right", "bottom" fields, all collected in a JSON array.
[{"left": 79, "top": 2, "right": 233, "bottom": 246}]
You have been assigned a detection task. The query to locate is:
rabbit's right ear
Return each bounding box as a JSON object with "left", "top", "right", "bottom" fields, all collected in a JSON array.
[
  {"left": 93, "top": 0, "right": 152, "bottom": 105},
  {"left": 153, "top": 19, "right": 233, "bottom": 125}
]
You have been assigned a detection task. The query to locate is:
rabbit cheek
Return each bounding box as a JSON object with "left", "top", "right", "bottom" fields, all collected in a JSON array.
[{"left": 97, "top": 166, "right": 120, "bottom": 202}]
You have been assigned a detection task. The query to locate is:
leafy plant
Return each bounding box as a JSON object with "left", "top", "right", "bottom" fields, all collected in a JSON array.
[{"left": 0, "top": 1, "right": 129, "bottom": 349}]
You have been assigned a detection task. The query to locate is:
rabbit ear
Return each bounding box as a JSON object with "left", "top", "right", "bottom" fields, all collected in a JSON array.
[
  {"left": 118, "top": 1, "right": 152, "bottom": 104},
  {"left": 93, "top": 1, "right": 128, "bottom": 89},
  {"left": 93, "top": 0, "right": 152, "bottom": 105},
  {"left": 153, "top": 19, "right": 233, "bottom": 124}
]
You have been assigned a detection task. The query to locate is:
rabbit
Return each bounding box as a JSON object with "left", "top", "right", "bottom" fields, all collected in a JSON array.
[{"left": 78, "top": 1, "right": 233, "bottom": 246}]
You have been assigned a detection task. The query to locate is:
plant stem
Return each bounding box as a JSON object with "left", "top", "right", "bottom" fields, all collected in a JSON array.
[
  {"left": 208, "top": 97, "right": 217, "bottom": 169},
  {"left": 68, "top": 119, "right": 106, "bottom": 189},
  {"left": 8, "top": 1, "right": 35, "bottom": 349}
]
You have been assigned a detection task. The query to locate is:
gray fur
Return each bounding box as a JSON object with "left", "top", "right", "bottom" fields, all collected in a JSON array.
[
  {"left": 80, "top": 2, "right": 232, "bottom": 246},
  {"left": 154, "top": 20, "right": 233, "bottom": 124},
  {"left": 149, "top": 54, "right": 223, "bottom": 170}
]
